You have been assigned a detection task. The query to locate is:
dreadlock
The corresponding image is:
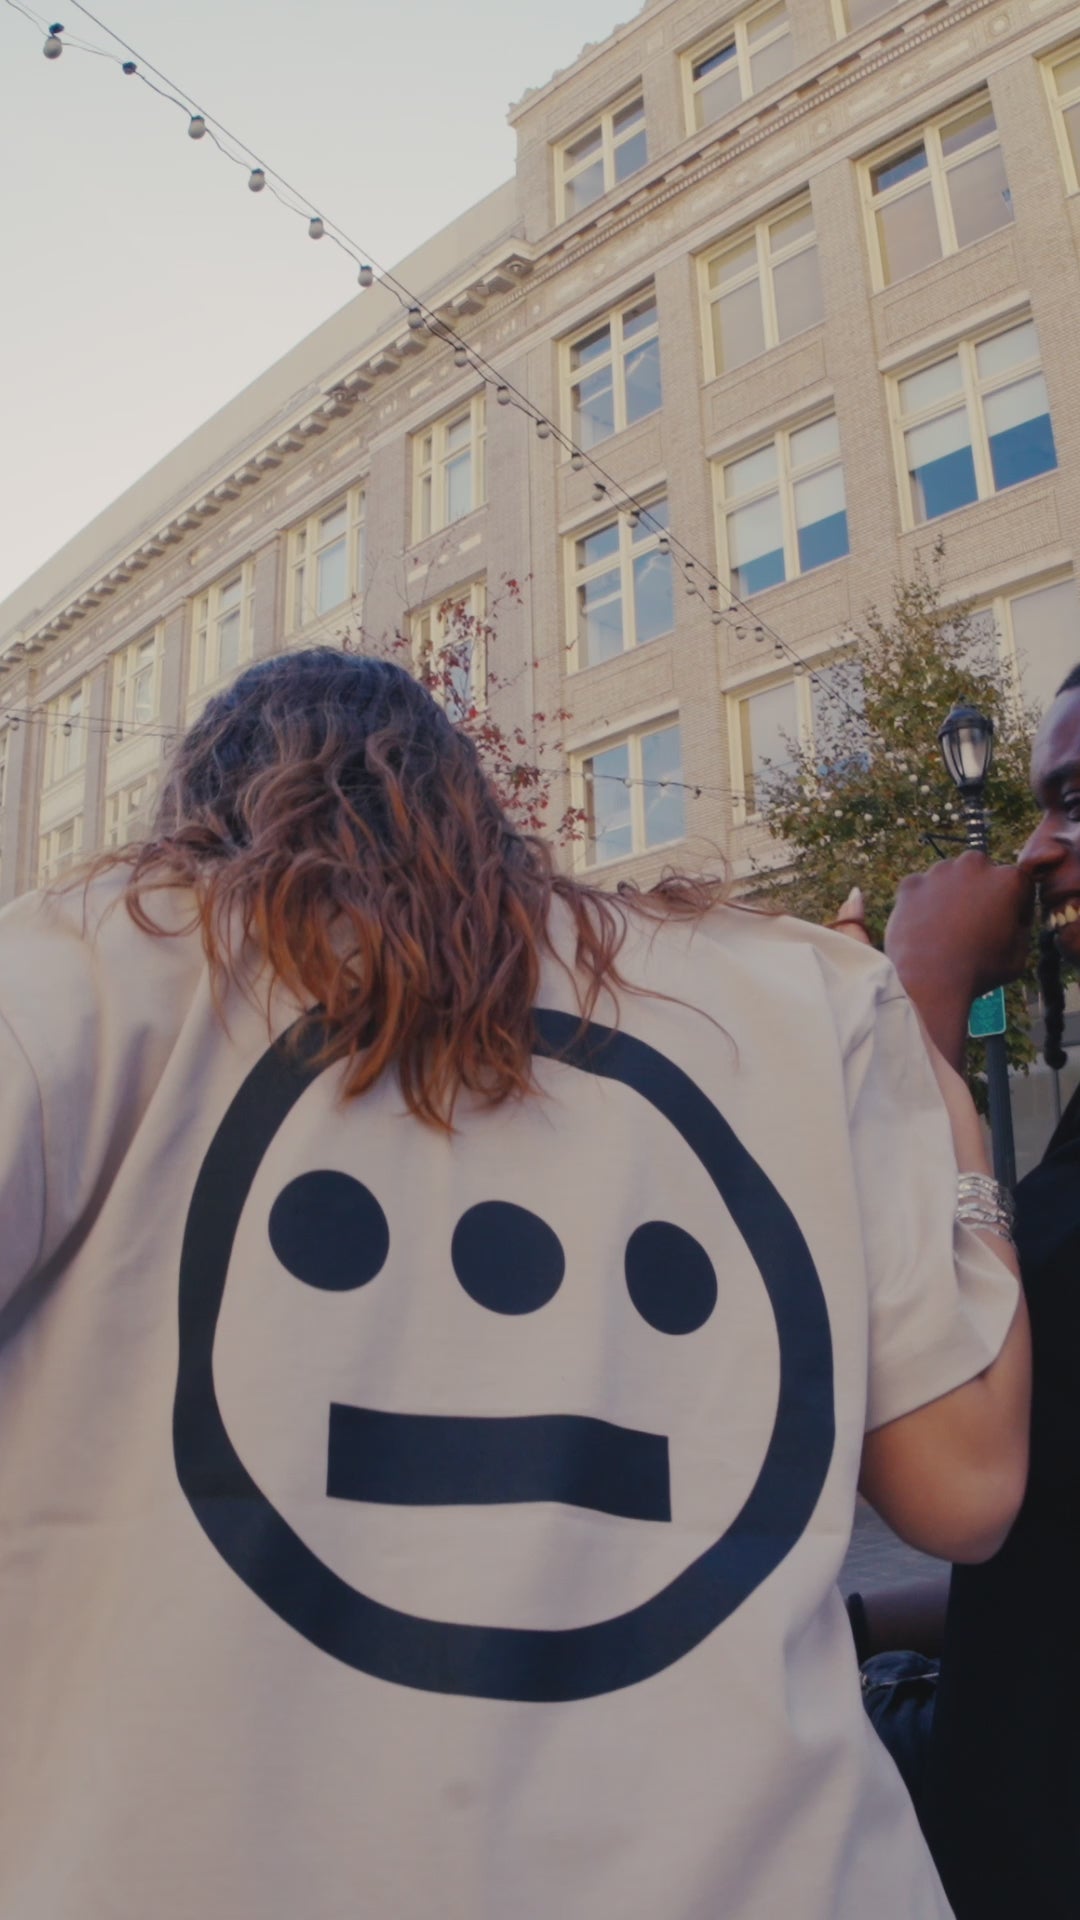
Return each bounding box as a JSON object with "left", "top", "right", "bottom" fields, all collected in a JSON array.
[{"left": 1038, "top": 663, "right": 1080, "bottom": 1069}]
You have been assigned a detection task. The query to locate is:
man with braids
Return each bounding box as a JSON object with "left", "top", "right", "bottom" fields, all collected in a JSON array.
[
  {"left": 0, "top": 649, "right": 1028, "bottom": 1920},
  {"left": 840, "top": 664, "right": 1080, "bottom": 1919}
]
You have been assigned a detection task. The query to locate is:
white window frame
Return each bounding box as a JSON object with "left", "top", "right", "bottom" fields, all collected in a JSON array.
[
  {"left": 412, "top": 397, "right": 486, "bottom": 542},
  {"left": 287, "top": 486, "right": 366, "bottom": 634},
  {"left": 700, "top": 195, "right": 821, "bottom": 380},
  {"left": 683, "top": 4, "right": 793, "bottom": 135},
  {"left": 410, "top": 581, "right": 488, "bottom": 720},
  {"left": 1044, "top": 44, "right": 1080, "bottom": 194},
  {"left": 38, "top": 815, "right": 82, "bottom": 886},
  {"left": 566, "top": 496, "right": 674, "bottom": 672},
  {"left": 104, "top": 778, "right": 152, "bottom": 849},
  {"left": 832, "top": 0, "right": 900, "bottom": 35},
  {"left": 890, "top": 319, "right": 1055, "bottom": 532},
  {"left": 562, "top": 288, "right": 661, "bottom": 448},
  {"left": 572, "top": 718, "right": 686, "bottom": 869},
  {"left": 714, "top": 413, "right": 848, "bottom": 596},
  {"left": 189, "top": 564, "right": 255, "bottom": 699},
  {"left": 112, "top": 630, "right": 162, "bottom": 741},
  {"left": 729, "top": 660, "right": 854, "bottom": 818},
  {"left": 965, "top": 573, "right": 1079, "bottom": 711},
  {"left": 556, "top": 93, "right": 647, "bottom": 221},
  {"left": 44, "top": 682, "right": 88, "bottom": 789},
  {"left": 863, "top": 94, "right": 1011, "bottom": 290}
]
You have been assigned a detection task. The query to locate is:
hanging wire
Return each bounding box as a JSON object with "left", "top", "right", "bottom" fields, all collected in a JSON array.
[{"left": 4, "top": 0, "right": 872, "bottom": 735}]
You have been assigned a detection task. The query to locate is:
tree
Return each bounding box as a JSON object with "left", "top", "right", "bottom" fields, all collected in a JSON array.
[
  {"left": 340, "top": 577, "right": 585, "bottom": 844},
  {"left": 752, "top": 552, "right": 1042, "bottom": 1087}
]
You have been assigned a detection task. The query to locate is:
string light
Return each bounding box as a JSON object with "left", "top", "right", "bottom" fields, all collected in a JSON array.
[
  {"left": 43, "top": 22, "right": 61, "bottom": 57},
  {"left": 4, "top": 0, "right": 871, "bottom": 735},
  {"left": 248, "top": 167, "right": 266, "bottom": 193}
]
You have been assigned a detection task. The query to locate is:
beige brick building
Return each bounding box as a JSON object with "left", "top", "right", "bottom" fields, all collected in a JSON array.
[{"left": 5, "top": 0, "right": 1080, "bottom": 976}]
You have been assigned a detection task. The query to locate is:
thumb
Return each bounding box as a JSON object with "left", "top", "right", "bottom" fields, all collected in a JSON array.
[{"left": 829, "top": 885, "right": 872, "bottom": 944}]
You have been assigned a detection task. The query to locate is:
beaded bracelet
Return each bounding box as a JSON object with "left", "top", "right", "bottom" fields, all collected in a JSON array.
[{"left": 956, "top": 1172, "right": 1015, "bottom": 1246}]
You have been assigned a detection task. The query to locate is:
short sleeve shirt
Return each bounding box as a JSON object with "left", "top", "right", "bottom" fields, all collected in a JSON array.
[{"left": 0, "top": 877, "right": 1019, "bottom": 1920}]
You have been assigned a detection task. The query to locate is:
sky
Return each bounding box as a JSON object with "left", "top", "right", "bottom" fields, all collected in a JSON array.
[{"left": 0, "top": 0, "right": 639, "bottom": 606}]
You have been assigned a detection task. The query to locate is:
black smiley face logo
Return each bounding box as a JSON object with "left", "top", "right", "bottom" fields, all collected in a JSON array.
[{"left": 174, "top": 1009, "right": 835, "bottom": 1701}]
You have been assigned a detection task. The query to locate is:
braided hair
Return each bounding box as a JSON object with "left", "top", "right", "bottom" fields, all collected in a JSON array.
[{"left": 1037, "top": 664, "right": 1080, "bottom": 1068}]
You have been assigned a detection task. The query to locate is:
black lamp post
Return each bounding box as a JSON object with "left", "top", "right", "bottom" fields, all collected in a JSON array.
[{"left": 937, "top": 704, "right": 1017, "bottom": 1188}]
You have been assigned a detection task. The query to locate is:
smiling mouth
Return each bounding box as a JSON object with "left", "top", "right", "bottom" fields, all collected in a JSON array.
[
  {"left": 1045, "top": 898, "right": 1080, "bottom": 930},
  {"left": 326, "top": 1405, "right": 672, "bottom": 1522}
]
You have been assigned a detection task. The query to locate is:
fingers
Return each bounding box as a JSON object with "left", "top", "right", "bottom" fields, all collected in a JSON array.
[{"left": 828, "top": 886, "right": 873, "bottom": 944}]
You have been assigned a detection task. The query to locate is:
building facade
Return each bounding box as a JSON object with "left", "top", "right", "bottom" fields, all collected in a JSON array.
[{"left": 3, "top": 0, "right": 1080, "bottom": 1152}]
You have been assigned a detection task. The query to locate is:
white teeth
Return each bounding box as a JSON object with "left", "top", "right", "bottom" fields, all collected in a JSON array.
[
  {"left": 1047, "top": 905, "right": 1080, "bottom": 928},
  {"left": 1067, "top": 905, "right": 1080, "bottom": 924}
]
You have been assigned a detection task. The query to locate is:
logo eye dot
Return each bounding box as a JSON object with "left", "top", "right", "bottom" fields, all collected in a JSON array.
[
  {"left": 268, "top": 1171, "right": 389, "bottom": 1292},
  {"left": 625, "top": 1221, "right": 717, "bottom": 1335},
  {"left": 452, "top": 1200, "right": 565, "bottom": 1315}
]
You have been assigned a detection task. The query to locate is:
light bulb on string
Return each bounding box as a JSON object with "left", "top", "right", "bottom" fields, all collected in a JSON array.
[
  {"left": 592, "top": 481, "right": 606, "bottom": 501},
  {"left": 406, "top": 306, "right": 424, "bottom": 330},
  {"left": 571, "top": 453, "right": 585, "bottom": 472},
  {"left": 43, "top": 25, "right": 63, "bottom": 59},
  {"left": 496, "top": 385, "right": 510, "bottom": 405},
  {"left": 248, "top": 168, "right": 266, "bottom": 192},
  {"left": 188, "top": 114, "right": 206, "bottom": 140},
  {"left": 308, "top": 216, "right": 325, "bottom": 240},
  {"left": 358, "top": 264, "right": 374, "bottom": 288},
  {"left": 453, "top": 346, "right": 469, "bottom": 368},
  {"left": 121, "top": 61, "right": 136, "bottom": 76},
  {"left": 536, "top": 419, "right": 551, "bottom": 440}
]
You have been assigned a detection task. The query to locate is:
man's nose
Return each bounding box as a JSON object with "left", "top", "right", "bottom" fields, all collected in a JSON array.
[{"left": 1018, "top": 816, "right": 1067, "bottom": 877}]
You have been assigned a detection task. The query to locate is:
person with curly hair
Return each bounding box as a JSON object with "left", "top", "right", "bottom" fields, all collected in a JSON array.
[{"left": 0, "top": 648, "right": 1027, "bottom": 1920}]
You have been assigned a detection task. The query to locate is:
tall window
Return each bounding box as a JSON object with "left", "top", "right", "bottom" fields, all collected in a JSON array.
[
  {"left": 104, "top": 778, "right": 150, "bottom": 849},
  {"left": 112, "top": 633, "right": 160, "bottom": 739},
  {"left": 190, "top": 567, "right": 254, "bottom": 693},
  {"left": 558, "top": 95, "right": 647, "bottom": 218},
  {"left": 413, "top": 398, "right": 486, "bottom": 541},
  {"left": 732, "top": 664, "right": 852, "bottom": 812},
  {"left": 566, "top": 291, "right": 661, "bottom": 449},
  {"left": 838, "top": 0, "right": 898, "bottom": 30},
  {"left": 686, "top": 4, "right": 793, "bottom": 133},
  {"left": 704, "top": 198, "right": 823, "bottom": 376},
  {"left": 570, "top": 498, "right": 674, "bottom": 669},
  {"left": 45, "top": 682, "right": 87, "bottom": 787},
  {"left": 410, "top": 581, "right": 487, "bottom": 722},
  {"left": 578, "top": 721, "right": 685, "bottom": 865},
  {"left": 969, "top": 576, "right": 1080, "bottom": 715},
  {"left": 38, "top": 817, "right": 81, "bottom": 886},
  {"left": 289, "top": 489, "right": 366, "bottom": 631},
  {"left": 1045, "top": 47, "right": 1080, "bottom": 192},
  {"left": 895, "top": 320, "right": 1057, "bottom": 525},
  {"left": 867, "top": 96, "right": 1012, "bottom": 285},
  {"left": 717, "top": 416, "right": 849, "bottom": 597}
]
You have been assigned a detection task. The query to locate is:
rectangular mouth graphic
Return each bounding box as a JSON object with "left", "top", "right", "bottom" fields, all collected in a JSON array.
[{"left": 327, "top": 1406, "right": 671, "bottom": 1522}]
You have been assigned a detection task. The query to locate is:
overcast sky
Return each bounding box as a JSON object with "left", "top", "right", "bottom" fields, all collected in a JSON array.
[{"left": 0, "top": 0, "right": 636, "bottom": 604}]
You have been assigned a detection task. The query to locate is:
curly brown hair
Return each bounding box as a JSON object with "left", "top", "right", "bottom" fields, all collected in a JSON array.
[{"left": 87, "top": 648, "right": 725, "bottom": 1126}]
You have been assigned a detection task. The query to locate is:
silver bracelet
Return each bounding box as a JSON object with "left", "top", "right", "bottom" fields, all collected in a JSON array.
[{"left": 956, "top": 1172, "right": 1015, "bottom": 1245}]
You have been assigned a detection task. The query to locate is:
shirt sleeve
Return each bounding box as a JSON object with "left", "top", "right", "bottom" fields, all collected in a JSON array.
[
  {"left": 0, "top": 1009, "right": 47, "bottom": 1308},
  {"left": 845, "top": 979, "right": 1021, "bottom": 1432}
]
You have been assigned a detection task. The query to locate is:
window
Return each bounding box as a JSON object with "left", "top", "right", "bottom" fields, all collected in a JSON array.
[
  {"left": 565, "top": 291, "right": 662, "bottom": 449},
  {"left": 38, "top": 817, "right": 81, "bottom": 886},
  {"left": 896, "top": 320, "right": 1057, "bottom": 525},
  {"left": 703, "top": 198, "right": 823, "bottom": 376},
  {"left": 570, "top": 498, "right": 675, "bottom": 669},
  {"left": 970, "top": 577, "right": 1080, "bottom": 714},
  {"left": 289, "top": 488, "right": 366, "bottom": 631},
  {"left": 867, "top": 96, "right": 1012, "bottom": 285},
  {"left": 190, "top": 567, "right": 254, "bottom": 693},
  {"left": 558, "top": 95, "right": 647, "bottom": 218},
  {"left": 413, "top": 398, "right": 486, "bottom": 541},
  {"left": 112, "top": 633, "right": 160, "bottom": 739},
  {"left": 105, "top": 779, "right": 150, "bottom": 849},
  {"left": 686, "top": 4, "right": 793, "bottom": 132},
  {"left": 45, "top": 682, "right": 87, "bottom": 787},
  {"left": 717, "top": 416, "right": 849, "bottom": 597},
  {"left": 1045, "top": 47, "right": 1080, "bottom": 192},
  {"left": 838, "top": 0, "right": 898, "bottom": 30},
  {"left": 411, "top": 581, "right": 487, "bottom": 721},
  {"left": 579, "top": 722, "right": 685, "bottom": 865},
  {"left": 732, "top": 661, "right": 856, "bottom": 812}
]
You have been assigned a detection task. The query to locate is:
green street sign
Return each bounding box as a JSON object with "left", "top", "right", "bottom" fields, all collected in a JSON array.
[{"left": 968, "top": 987, "right": 1007, "bottom": 1039}]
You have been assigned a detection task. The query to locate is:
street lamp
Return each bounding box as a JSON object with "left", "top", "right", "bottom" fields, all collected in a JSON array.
[{"left": 937, "top": 704, "right": 1016, "bottom": 1187}]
